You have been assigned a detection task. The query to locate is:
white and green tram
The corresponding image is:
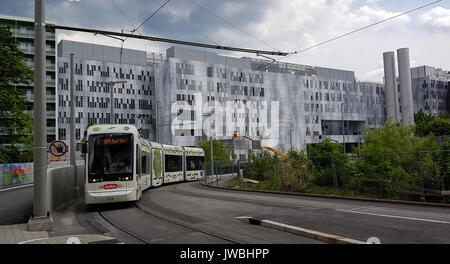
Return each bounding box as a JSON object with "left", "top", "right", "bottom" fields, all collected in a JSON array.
[{"left": 83, "top": 124, "right": 205, "bottom": 204}]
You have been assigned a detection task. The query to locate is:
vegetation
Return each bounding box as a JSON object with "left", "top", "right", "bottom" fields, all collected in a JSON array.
[
  {"left": 0, "top": 25, "right": 34, "bottom": 164},
  {"left": 225, "top": 120, "right": 449, "bottom": 203},
  {"left": 414, "top": 109, "right": 450, "bottom": 137},
  {"left": 197, "top": 139, "right": 231, "bottom": 164}
]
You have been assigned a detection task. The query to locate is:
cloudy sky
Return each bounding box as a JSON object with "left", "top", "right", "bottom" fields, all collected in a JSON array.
[{"left": 1, "top": 0, "right": 450, "bottom": 82}]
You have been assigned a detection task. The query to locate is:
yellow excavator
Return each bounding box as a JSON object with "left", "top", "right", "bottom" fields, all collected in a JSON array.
[{"left": 232, "top": 132, "right": 289, "bottom": 159}]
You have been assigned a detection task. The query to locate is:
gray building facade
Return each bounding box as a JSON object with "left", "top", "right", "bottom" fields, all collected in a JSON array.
[
  {"left": 156, "top": 47, "right": 386, "bottom": 158},
  {"left": 411, "top": 65, "right": 450, "bottom": 117},
  {"left": 57, "top": 42, "right": 387, "bottom": 160},
  {"left": 57, "top": 40, "right": 161, "bottom": 158}
]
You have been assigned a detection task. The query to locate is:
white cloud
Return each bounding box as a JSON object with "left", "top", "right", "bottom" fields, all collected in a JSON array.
[
  {"left": 419, "top": 7, "right": 450, "bottom": 29},
  {"left": 24, "top": 0, "right": 448, "bottom": 83}
]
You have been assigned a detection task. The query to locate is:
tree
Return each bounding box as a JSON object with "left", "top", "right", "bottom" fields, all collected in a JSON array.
[
  {"left": 306, "top": 138, "right": 349, "bottom": 187},
  {"left": 414, "top": 109, "right": 450, "bottom": 137},
  {"left": 0, "top": 25, "right": 34, "bottom": 163},
  {"left": 197, "top": 139, "right": 231, "bottom": 163},
  {"left": 352, "top": 121, "right": 439, "bottom": 199}
]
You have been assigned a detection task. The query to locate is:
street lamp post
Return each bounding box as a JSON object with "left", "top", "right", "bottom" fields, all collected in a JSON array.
[
  {"left": 96, "top": 81, "right": 127, "bottom": 124},
  {"left": 341, "top": 102, "right": 348, "bottom": 154},
  {"left": 202, "top": 113, "right": 214, "bottom": 179},
  {"left": 137, "top": 112, "right": 159, "bottom": 142}
]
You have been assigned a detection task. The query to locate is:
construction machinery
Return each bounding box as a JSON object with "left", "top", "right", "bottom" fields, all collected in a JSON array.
[{"left": 232, "top": 132, "right": 289, "bottom": 159}]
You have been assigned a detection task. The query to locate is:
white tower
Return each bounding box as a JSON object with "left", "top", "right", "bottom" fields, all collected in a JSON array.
[
  {"left": 383, "top": 51, "right": 400, "bottom": 122},
  {"left": 397, "top": 48, "right": 414, "bottom": 125}
]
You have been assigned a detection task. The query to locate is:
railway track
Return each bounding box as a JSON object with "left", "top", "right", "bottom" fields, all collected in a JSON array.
[{"left": 96, "top": 199, "right": 241, "bottom": 244}]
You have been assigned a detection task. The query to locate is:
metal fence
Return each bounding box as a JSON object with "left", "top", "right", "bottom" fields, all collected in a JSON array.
[{"left": 204, "top": 150, "right": 450, "bottom": 204}]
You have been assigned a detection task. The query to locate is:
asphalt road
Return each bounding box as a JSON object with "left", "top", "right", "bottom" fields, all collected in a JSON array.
[
  {"left": 0, "top": 185, "right": 33, "bottom": 225},
  {"left": 110, "top": 181, "right": 450, "bottom": 244},
  {"left": 2, "top": 179, "right": 449, "bottom": 244}
]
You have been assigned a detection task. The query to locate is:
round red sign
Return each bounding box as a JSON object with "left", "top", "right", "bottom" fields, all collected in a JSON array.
[{"left": 49, "top": 140, "right": 68, "bottom": 157}]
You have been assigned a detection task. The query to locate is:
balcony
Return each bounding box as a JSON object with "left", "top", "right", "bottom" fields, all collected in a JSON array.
[
  {"left": 20, "top": 47, "right": 34, "bottom": 54},
  {"left": 14, "top": 31, "right": 34, "bottom": 39},
  {"left": 13, "top": 31, "right": 56, "bottom": 39},
  {"left": 47, "top": 127, "right": 56, "bottom": 135},
  {"left": 47, "top": 112, "right": 56, "bottom": 118},
  {"left": 46, "top": 79, "right": 55, "bottom": 86},
  {"left": 23, "top": 62, "right": 56, "bottom": 72},
  {"left": 46, "top": 48, "right": 56, "bottom": 56},
  {"left": 24, "top": 94, "right": 56, "bottom": 103},
  {"left": 19, "top": 46, "right": 56, "bottom": 56}
]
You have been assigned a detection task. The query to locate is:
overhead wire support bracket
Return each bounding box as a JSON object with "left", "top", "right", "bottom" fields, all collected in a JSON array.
[{"left": 45, "top": 23, "right": 290, "bottom": 56}]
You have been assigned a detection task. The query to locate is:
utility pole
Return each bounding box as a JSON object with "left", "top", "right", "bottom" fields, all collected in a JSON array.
[
  {"left": 210, "top": 136, "right": 214, "bottom": 178},
  {"left": 155, "top": 101, "right": 160, "bottom": 143},
  {"left": 96, "top": 81, "right": 126, "bottom": 124},
  {"left": 29, "top": 0, "right": 52, "bottom": 231},
  {"left": 341, "top": 102, "right": 347, "bottom": 154},
  {"left": 70, "top": 53, "right": 78, "bottom": 199}
]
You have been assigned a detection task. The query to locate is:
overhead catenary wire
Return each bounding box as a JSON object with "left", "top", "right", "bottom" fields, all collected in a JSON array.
[
  {"left": 151, "top": 0, "right": 219, "bottom": 45},
  {"left": 187, "top": 0, "right": 280, "bottom": 52},
  {"left": 46, "top": 24, "right": 289, "bottom": 56},
  {"left": 252, "top": 0, "right": 443, "bottom": 72},
  {"left": 111, "top": 0, "right": 142, "bottom": 35},
  {"left": 133, "top": 0, "right": 170, "bottom": 34}
]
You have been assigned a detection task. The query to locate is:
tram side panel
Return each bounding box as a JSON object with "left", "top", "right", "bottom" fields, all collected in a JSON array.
[
  {"left": 184, "top": 147, "right": 205, "bottom": 181},
  {"left": 138, "top": 140, "right": 152, "bottom": 192},
  {"left": 151, "top": 147, "right": 163, "bottom": 187},
  {"left": 163, "top": 144, "right": 185, "bottom": 184}
]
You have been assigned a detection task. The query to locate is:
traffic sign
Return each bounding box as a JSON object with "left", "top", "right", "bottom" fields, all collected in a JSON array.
[{"left": 49, "top": 140, "right": 68, "bottom": 157}]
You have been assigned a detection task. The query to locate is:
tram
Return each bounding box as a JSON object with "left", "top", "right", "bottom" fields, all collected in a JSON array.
[{"left": 83, "top": 124, "right": 205, "bottom": 204}]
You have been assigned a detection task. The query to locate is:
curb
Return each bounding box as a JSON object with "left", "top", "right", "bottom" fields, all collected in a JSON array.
[
  {"left": 18, "top": 234, "right": 121, "bottom": 244},
  {"left": 0, "top": 183, "right": 33, "bottom": 192},
  {"left": 236, "top": 216, "right": 365, "bottom": 244},
  {"left": 202, "top": 183, "right": 450, "bottom": 208}
]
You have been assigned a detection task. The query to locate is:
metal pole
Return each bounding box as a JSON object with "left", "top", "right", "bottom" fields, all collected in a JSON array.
[
  {"left": 210, "top": 136, "right": 214, "bottom": 179},
  {"left": 341, "top": 103, "right": 346, "bottom": 154},
  {"left": 33, "top": 0, "right": 48, "bottom": 218},
  {"left": 110, "top": 83, "right": 114, "bottom": 124},
  {"left": 69, "top": 54, "right": 78, "bottom": 199},
  {"left": 70, "top": 54, "right": 75, "bottom": 165},
  {"left": 290, "top": 128, "right": 293, "bottom": 150},
  {"left": 156, "top": 101, "right": 160, "bottom": 143}
]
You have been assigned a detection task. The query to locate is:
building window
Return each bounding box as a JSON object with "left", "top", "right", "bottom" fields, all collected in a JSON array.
[{"left": 59, "top": 129, "right": 66, "bottom": 140}]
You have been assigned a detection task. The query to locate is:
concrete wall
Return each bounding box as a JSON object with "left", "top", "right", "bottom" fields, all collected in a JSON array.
[{"left": 48, "top": 164, "right": 85, "bottom": 211}]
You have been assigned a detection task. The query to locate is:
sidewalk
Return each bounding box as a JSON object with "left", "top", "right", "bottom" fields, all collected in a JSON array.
[
  {"left": 0, "top": 199, "right": 121, "bottom": 244},
  {"left": 0, "top": 224, "right": 48, "bottom": 244}
]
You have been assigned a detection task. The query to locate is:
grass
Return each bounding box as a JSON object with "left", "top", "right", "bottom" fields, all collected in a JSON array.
[{"left": 224, "top": 176, "right": 408, "bottom": 201}]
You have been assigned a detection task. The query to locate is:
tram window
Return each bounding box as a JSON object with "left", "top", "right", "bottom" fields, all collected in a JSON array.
[
  {"left": 197, "top": 156, "right": 204, "bottom": 170},
  {"left": 186, "top": 156, "right": 204, "bottom": 171},
  {"left": 88, "top": 134, "right": 133, "bottom": 182},
  {"left": 165, "top": 155, "right": 182, "bottom": 172},
  {"left": 141, "top": 155, "right": 147, "bottom": 174}
]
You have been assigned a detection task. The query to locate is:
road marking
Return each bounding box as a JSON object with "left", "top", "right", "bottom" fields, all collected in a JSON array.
[
  {"left": 337, "top": 209, "right": 450, "bottom": 225},
  {"left": 345, "top": 205, "right": 375, "bottom": 211}
]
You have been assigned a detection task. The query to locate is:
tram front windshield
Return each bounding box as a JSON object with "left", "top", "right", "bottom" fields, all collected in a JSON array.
[{"left": 88, "top": 134, "right": 133, "bottom": 182}]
